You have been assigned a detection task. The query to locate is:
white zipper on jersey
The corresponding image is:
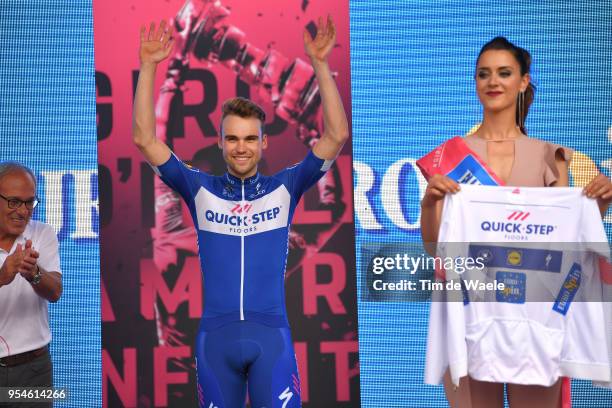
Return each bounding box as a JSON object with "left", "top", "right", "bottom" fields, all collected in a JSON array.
[{"left": 240, "top": 180, "right": 245, "bottom": 321}]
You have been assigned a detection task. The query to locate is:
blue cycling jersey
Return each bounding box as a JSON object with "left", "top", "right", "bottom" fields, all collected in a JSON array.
[{"left": 154, "top": 150, "right": 332, "bottom": 330}]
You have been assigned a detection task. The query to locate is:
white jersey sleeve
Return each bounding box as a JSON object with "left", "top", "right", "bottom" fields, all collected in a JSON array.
[{"left": 425, "top": 194, "right": 469, "bottom": 386}]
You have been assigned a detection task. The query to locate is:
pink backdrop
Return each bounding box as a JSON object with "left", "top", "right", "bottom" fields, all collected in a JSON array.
[{"left": 94, "top": 0, "right": 358, "bottom": 406}]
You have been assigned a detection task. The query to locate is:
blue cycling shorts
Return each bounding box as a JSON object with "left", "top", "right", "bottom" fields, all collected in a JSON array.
[{"left": 195, "top": 321, "right": 301, "bottom": 408}]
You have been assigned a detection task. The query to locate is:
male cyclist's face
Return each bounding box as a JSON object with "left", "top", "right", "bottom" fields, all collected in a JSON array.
[
  {"left": 0, "top": 171, "right": 36, "bottom": 239},
  {"left": 219, "top": 115, "right": 267, "bottom": 179}
]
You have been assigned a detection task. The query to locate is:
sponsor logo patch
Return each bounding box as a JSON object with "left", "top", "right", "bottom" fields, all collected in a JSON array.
[
  {"left": 496, "top": 271, "right": 526, "bottom": 303},
  {"left": 553, "top": 263, "right": 581, "bottom": 315}
]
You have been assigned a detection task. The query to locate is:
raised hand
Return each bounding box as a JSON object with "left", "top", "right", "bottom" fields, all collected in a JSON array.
[
  {"left": 139, "top": 20, "right": 174, "bottom": 66},
  {"left": 303, "top": 15, "right": 336, "bottom": 64},
  {"left": 19, "top": 239, "right": 40, "bottom": 281}
]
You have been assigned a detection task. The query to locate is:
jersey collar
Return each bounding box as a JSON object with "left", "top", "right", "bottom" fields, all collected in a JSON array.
[{"left": 224, "top": 172, "right": 261, "bottom": 186}]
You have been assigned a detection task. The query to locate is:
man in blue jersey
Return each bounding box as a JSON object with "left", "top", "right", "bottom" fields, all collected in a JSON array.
[{"left": 132, "top": 16, "right": 348, "bottom": 408}]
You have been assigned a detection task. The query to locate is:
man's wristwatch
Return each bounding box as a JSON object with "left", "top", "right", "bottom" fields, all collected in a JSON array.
[{"left": 28, "top": 265, "right": 42, "bottom": 285}]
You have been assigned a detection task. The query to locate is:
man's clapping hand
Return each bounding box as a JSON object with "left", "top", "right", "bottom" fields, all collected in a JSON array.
[{"left": 0, "top": 239, "right": 39, "bottom": 286}]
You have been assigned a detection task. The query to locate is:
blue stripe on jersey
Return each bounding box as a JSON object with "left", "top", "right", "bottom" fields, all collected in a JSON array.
[
  {"left": 155, "top": 150, "right": 330, "bottom": 329},
  {"left": 468, "top": 244, "right": 563, "bottom": 273}
]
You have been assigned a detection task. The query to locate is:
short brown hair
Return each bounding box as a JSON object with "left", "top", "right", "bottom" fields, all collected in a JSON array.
[{"left": 220, "top": 97, "right": 266, "bottom": 135}]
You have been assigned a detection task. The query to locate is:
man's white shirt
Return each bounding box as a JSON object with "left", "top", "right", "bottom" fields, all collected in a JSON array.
[
  {"left": 425, "top": 185, "right": 612, "bottom": 388},
  {"left": 0, "top": 220, "right": 61, "bottom": 358}
]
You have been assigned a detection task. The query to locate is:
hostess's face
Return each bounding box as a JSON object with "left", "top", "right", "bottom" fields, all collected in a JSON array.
[
  {"left": 0, "top": 171, "right": 36, "bottom": 240},
  {"left": 219, "top": 115, "right": 267, "bottom": 179},
  {"left": 475, "top": 49, "right": 529, "bottom": 115}
]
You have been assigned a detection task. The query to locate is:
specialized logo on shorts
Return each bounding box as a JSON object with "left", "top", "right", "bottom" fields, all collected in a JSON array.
[
  {"left": 278, "top": 386, "right": 293, "bottom": 408},
  {"left": 195, "top": 185, "right": 290, "bottom": 236},
  {"left": 276, "top": 374, "right": 300, "bottom": 408}
]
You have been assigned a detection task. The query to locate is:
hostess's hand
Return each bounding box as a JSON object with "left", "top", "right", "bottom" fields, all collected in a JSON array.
[
  {"left": 421, "top": 174, "right": 460, "bottom": 208},
  {"left": 584, "top": 173, "right": 612, "bottom": 216},
  {"left": 584, "top": 173, "right": 612, "bottom": 200}
]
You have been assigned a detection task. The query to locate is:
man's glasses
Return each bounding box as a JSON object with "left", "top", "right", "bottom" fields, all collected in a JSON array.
[{"left": 0, "top": 193, "right": 39, "bottom": 210}]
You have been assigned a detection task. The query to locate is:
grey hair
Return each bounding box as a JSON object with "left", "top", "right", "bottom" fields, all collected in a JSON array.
[{"left": 0, "top": 161, "right": 37, "bottom": 188}]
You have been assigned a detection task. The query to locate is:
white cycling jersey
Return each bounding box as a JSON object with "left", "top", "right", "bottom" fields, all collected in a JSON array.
[{"left": 425, "top": 185, "right": 612, "bottom": 388}]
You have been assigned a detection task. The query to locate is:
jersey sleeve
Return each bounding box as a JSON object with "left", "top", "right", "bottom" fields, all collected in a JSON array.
[
  {"left": 425, "top": 192, "right": 469, "bottom": 386},
  {"left": 285, "top": 150, "right": 334, "bottom": 200},
  {"left": 593, "top": 299, "right": 612, "bottom": 389},
  {"left": 424, "top": 298, "right": 449, "bottom": 384},
  {"left": 151, "top": 152, "right": 200, "bottom": 201},
  {"left": 579, "top": 196, "right": 610, "bottom": 260}
]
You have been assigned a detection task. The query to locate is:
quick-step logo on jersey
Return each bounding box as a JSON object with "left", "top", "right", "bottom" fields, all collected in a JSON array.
[
  {"left": 195, "top": 185, "right": 290, "bottom": 236},
  {"left": 480, "top": 210, "right": 557, "bottom": 241}
]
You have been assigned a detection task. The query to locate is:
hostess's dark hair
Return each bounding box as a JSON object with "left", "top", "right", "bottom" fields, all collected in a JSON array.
[{"left": 477, "top": 37, "right": 535, "bottom": 134}]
